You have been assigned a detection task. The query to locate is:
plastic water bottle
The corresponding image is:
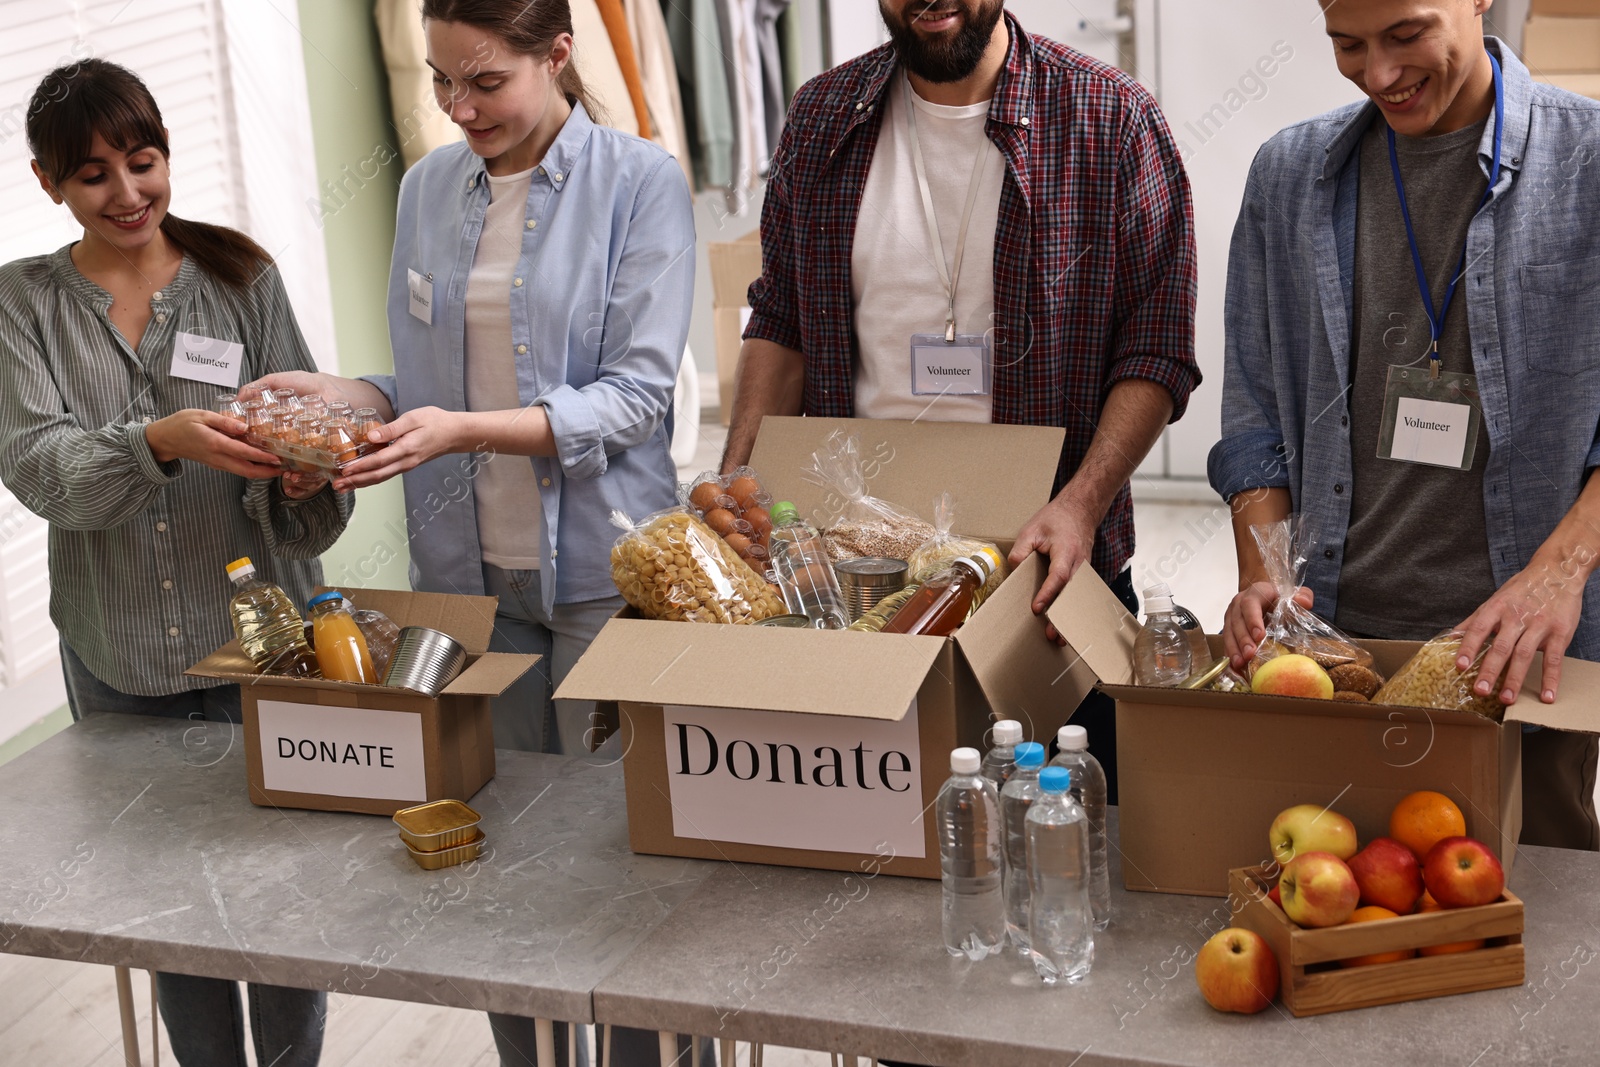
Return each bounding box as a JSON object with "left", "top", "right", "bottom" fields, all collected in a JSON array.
[
  {"left": 1052, "top": 725, "right": 1110, "bottom": 929},
  {"left": 1133, "top": 582, "right": 1192, "bottom": 686},
  {"left": 980, "top": 719, "right": 1023, "bottom": 788},
  {"left": 937, "top": 747, "right": 1006, "bottom": 961},
  {"left": 224, "top": 557, "right": 318, "bottom": 677},
  {"left": 767, "top": 502, "right": 850, "bottom": 629},
  {"left": 1000, "top": 742, "right": 1046, "bottom": 953},
  {"left": 1027, "top": 766, "right": 1094, "bottom": 985}
]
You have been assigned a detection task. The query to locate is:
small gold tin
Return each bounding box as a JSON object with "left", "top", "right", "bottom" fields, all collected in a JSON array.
[
  {"left": 392, "top": 799, "right": 482, "bottom": 852},
  {"left": 402, "top": 830, "right": 485, "bottom": 870}
]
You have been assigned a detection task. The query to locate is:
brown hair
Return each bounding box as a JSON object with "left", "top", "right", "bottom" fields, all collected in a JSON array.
[
  {"left": 420, "top": 0, "right": 610, "bottom": 127},
  {"left": 25, "top": 58, "right": 271, "bottom": 291}
]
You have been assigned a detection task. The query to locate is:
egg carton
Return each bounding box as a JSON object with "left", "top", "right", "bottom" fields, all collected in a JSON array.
[{"left": 246, "top": 433, "right": 379, "bottom": 474}]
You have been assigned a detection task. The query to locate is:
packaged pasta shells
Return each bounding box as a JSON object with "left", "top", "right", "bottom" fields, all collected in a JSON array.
[
  {"left": 609, "top": 508, "right": 785, "bottom": 624},
  {"left": 1373, "top": 630, "right": 1506, "bottom": 720}
]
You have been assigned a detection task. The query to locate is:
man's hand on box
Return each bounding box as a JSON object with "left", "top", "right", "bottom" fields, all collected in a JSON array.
[
  {"left": 1223, "top": 583, "right": 1313, "bottom": 670},
  {"left": 330, "top": 406, "right": 461, "bottom": 491},
  {"left": 145, "top": 409, "right": 282, "bottom": 480},
  {"left": 1010, "top": 496, "right": 1099, "bottom": 644},
  {"left": 1456, "top": 565, "right": 1584, "bottom": 706}
]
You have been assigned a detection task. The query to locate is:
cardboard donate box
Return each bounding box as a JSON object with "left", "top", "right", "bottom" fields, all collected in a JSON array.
[
  {"left": 1044, "top": 567, "right": 1600, "bottom": 898},
  {"left": 189, "top": 588, "right": 537, "bottom": 816},
  {"left": 558, "top": 416, "right": 1086, "bottom": 879}
]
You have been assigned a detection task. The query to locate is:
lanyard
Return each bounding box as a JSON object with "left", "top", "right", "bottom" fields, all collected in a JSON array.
[
  {"left": 904, "top": 75, "right": 993, "bottom": 343},
  {"left": 1386, "top": 51, "right": 1504, "bottom": 380}
]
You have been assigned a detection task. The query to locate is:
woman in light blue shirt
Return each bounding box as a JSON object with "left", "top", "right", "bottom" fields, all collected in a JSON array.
[{"left": 255, "top": 0, "right": 693, "bottom": 765}]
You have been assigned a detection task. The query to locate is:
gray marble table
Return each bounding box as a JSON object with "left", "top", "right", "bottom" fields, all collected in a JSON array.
[
  {"left": 0, "top": 713, "right": 710, "bottom": 1023},
  {"left": 593, "top": 811, "right": 1600, "bottom": 1066}
]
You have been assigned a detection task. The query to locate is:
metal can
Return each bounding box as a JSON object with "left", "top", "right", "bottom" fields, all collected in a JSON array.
[
  {"left": 834, "top": 557, "right": 910, "bottom": 621},
  {"left": 755, "top": 614, "right": 811, "bottom": 628}
]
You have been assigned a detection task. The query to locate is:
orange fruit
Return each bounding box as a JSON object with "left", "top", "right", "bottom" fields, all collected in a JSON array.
[
  {"left": 1338, "top": 906, "right": 1414, "bottom": 967},
  {"left": 1416, "top": 891, "right": 1485, "bottom": 955},
  {"left": 1389, "top": 791, "right": 1466, "bottom": 861}
]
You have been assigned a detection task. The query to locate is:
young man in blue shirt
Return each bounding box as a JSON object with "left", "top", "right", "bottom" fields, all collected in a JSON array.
[{"left": 1210, "top": 0, "right": 1599, "bottom": 848}]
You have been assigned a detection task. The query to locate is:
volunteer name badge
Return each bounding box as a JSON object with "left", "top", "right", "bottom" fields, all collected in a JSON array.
[
  {"left": 1377, "top": 365, "right": 1481, "bottom": 470},
  {"left": 910, "top": 333, "right": 991, "bottom": 396},
  {"left": 169, "top": 331, "right": 244, "bottom": 389},
  {"left": 407, "top": 268, "right": 433, "bottom": 325}
]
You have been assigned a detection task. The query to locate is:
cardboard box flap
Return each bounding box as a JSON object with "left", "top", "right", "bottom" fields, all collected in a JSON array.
[
  {"left": 187, "top": 641, "right": 260, "bottom": 684},
  {"left": 322, "top": 587, "right": 499, "bottom": 654},
  {"left": 1042, "top": 565, "right": 1140, "bottom": 688},
  {"left": 556, "top": 618, "right": 945, "bottom": 720},
  {"left": 441, "top": 651, "right": 538, "bottom": 696},
  {"left": 954, "top": 553, "right": 1106, "bottom": 722},
  {"left": 1499, "top": 654, "right": 1600, "bottom": 733},
  {"left": 708, "top": 230, "right": 762, "bottom": 307},
  {"left": 747, "top": 416, "right": 1065, "bottom": 544}
]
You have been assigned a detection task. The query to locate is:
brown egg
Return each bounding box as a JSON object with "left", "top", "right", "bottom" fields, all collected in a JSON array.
[
  {"left": 704, "top": 508, "right": 738, "bottom": 536},
  {"left": 727, "top": 476, "right": 762, "bottom": 512},
  {"left": 743, "top": 506, "right": 772, "bottom": 538},
  {"left": 688, "top": 481, "right": 722, "bottom": 513},
  {"left": 724, "top": 533, "right": 752, "bottom": 557}
]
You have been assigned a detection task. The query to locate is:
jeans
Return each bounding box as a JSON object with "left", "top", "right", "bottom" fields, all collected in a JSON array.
[
  {"left": 481, "top": 565, "right": 623, "bottom": 755},
  {"left": 60, "top": 641, "right": 326, "bottom": 1067}
]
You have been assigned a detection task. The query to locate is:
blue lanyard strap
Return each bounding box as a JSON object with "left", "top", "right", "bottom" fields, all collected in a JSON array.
[{"left": 1386, "top": 51, "right": 1504, "bottom": 378}]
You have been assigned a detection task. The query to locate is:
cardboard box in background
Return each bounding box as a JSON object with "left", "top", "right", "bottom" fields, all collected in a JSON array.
[
  {"left": 706, "top": 230, "right": 763, "bottom": 425},
  {"left": 1524, "top": 15, "right": 1600, "bottom": 71},
  {"left": 189, "top": 588, "right": 536, "bottom": 816},
  {"left": 1530, "top": 0, "right": 1600, "bottom": 16},
  {"left": 559, "top": 416, "right": 1084, "bottom": 879},
  {"left": 1045, "top": 567, "right": 1600, "bottom": 898}
]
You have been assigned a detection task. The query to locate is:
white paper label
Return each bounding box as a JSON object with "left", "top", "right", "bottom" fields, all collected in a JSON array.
[
  {"left": 256, "top": 699, "right": 426, "bottom": 802},
  {"left": 168, "top": 332, "right": 244, "bottom": 388},
  {"left": 407, "top": 269, "right": 433, "bottom": 325},
  {"left": 911, "top": 338, "right": 987, "bottom": 395},
  {"left": 660, "top": 701, "right": 925, "bottom": 859},
  {"left": 1389, "top": 396, "right": 1472, "bottom": 468}
]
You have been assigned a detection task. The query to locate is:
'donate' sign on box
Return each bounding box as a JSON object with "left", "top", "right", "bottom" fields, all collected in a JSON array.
[{"left": 256, "top": 700, "right": 427, "bottom": 802}]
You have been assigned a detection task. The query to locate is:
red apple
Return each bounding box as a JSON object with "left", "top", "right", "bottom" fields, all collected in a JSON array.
[
  {"left": 1267, "top": 884, "right": 1282, "bottom": 909},
  {"left": 1195, "top": 928, "right": 1280, "bottom": 1014},
  {"left": 1347, "top": 837, "right": 1425, "bottom": 914},
  {"left": 1252, "top": 653, "right": 1334, "bottom": 699},
  {"left": 1268, "top": 803, "right": 1359, "bottom": 866},
  {"left": 1422, "top": 837, "right": 1505, "bottom": 908},
  {"left": 1279, "top": 852, "right": 1360, "bottom": 928}
]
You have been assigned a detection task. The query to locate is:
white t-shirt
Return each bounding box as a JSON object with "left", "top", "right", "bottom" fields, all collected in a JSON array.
[
  {"left": 465, "top": 166, "right": 545, "bottom": 570},
  {"left": 851, "top": 75, "right": 1003, "bottom": 423}
]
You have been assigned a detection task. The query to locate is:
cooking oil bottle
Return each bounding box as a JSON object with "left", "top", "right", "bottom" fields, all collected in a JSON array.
[{"left": 225, "top": 557, "right": 319, "bottom": 676}]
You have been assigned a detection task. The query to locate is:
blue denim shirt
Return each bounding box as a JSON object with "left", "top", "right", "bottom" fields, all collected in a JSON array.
[
  {"left": 366, "top": 103, "right": 695, "bottom": 611},
  {"left": 1207, "top": 40, "right": 1600, "bottom": 659}
]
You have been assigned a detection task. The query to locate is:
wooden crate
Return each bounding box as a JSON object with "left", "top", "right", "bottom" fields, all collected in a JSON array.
[{"left": 1228, "top": 866, "right": 1524, "bottom": 1016}]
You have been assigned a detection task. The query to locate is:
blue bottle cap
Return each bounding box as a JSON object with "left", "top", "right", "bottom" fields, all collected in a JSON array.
[
  {"left": 1039, "top": 766, "right": 1071, "bottom": 794},
  {"left": 1014, "top": 741, "right": 1045, "bottom": 769},
  {"left": 307, "top": 591, "right": 345, "bottom": 611}
]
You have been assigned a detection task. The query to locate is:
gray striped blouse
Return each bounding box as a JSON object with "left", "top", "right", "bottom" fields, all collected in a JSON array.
[{"left": 0, "top": 246, "right": 352, "bottom": 696}]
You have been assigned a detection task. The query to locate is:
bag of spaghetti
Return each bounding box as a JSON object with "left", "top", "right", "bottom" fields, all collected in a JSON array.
[
  {"left": 609, "top": 508, "right": 784, "bottom": 624},
  {"left": 906, "top": 492, "right": 1006, "bottom": 601}
]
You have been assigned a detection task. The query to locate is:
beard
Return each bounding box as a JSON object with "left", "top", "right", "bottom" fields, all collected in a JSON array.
[{"left": 881, "top": 1, "right": 1005, "bottom": 84}]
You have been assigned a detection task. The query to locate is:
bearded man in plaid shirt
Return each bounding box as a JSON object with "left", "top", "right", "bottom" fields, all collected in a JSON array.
[{"left": 722, "top": 0, "right": 1200, "bottom": 801}]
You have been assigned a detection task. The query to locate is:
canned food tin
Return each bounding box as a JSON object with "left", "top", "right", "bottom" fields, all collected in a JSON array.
[
  {"left": 756, "top": 614, "right": 811, "bottom": 628},
  {"left": 383, "top": 626, "right": 468, "bottom": 694},
  {"left": 402, "top": 830, "right": 485, "bottom": 870},
  {"left": 834, "top": 557, "right": 909, "bottom": 621},
  {"left": 392, "top": 799, "right": 482, "bottom": 852}
]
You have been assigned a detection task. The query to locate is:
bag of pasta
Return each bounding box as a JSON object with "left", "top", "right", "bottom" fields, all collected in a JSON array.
[
  {"left": 1248, "top": 517, "right": 1384, "bottom": 697},
  {"left": 802, "top": 431, "right": 934, "bottom": 561},
  {"left": 1373, "top": 631, "right": 1507, "bottom": 720},
  {"left": 609, "top": 508, "right": 785, "bottom": 624},
  {"left": 907, "top": 492, "right": 1006, "bottom": 600}
]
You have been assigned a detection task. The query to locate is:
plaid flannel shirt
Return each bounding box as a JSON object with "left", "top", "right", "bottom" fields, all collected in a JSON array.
[{"left": 746, "top": 12, "right": 1199, "bottom": 580}]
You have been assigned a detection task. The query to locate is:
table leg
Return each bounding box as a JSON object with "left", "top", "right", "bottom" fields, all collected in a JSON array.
[
  {"left": 535, "top": 1018, "right": 556, "bottom": 1067},
  {"left": 601, "top": 1025, "right": 612, "bottom": 1067},
  {"left": 568, "top": 1022, "right": 576, "bottom": 1067},
  {"left": 114, "top": 966, "right": 140, "bottom": 1067},
  {"left": 719, "top": 1038, "right": 735, "bottom": 1067},
  {"left": 150, "top": 971, "right": 160, "bottom": 1067}
]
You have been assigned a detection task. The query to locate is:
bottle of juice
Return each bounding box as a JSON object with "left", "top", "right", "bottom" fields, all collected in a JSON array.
[
  {"left": 307, "top": 591, "right": 377, "bottom": 683},
  {"left": 225, "top": 557, "right": 318, "bottom": 677},
  {"left": 879, "top": 546, "right": 1001, "bottom": 638}
]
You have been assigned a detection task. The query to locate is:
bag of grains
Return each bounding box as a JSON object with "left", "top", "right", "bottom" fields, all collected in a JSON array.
[
  {"left": 1373, "top": 630, "right": 1507, "bottom": 720},
  {"left": 609, "top": 508, "right": 785, "bottom": 624},
  {"left": 1248, "top": 517, "right": 1384, "bottom": 699},
  {"left": 800, "top": 431, "right": 934, "bottom": 562},
  {"left": 906, "top": 492, "right": 1006, "bottom": 600}
]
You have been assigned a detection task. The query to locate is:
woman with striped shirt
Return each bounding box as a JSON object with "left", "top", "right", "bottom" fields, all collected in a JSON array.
[{"left": 0, "top": 60, "right": 349, "bottom": 1067}]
